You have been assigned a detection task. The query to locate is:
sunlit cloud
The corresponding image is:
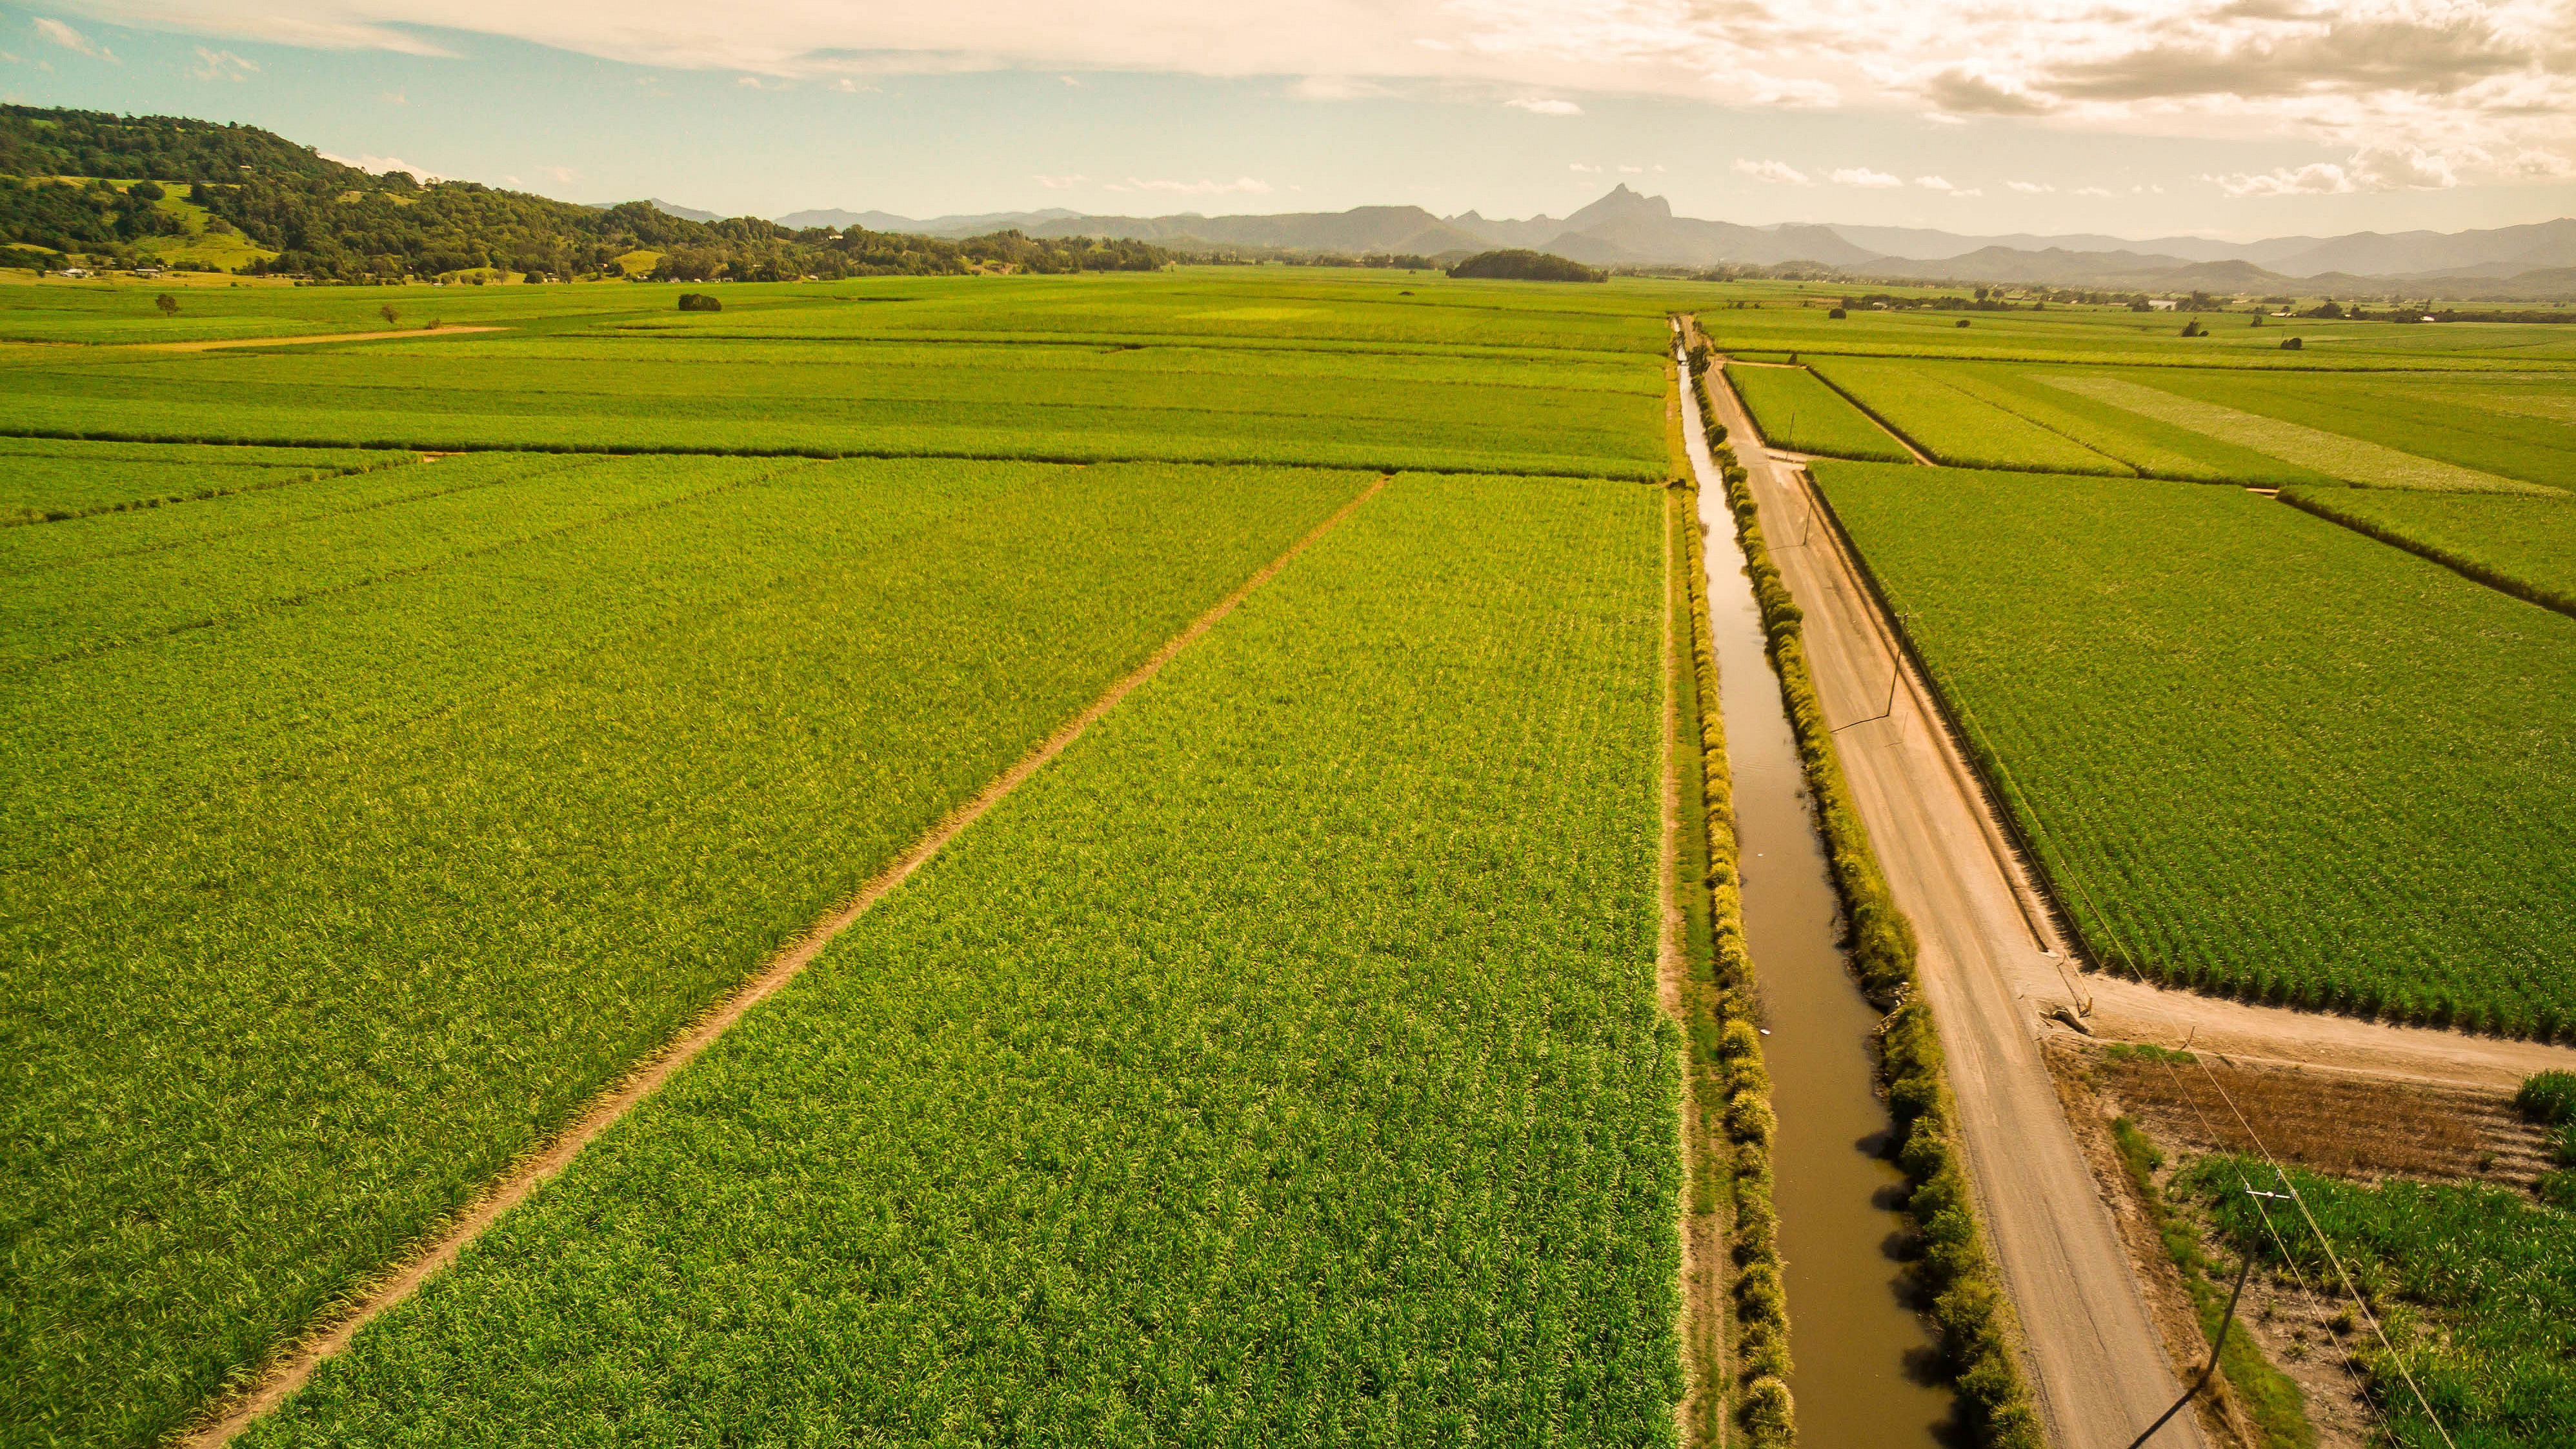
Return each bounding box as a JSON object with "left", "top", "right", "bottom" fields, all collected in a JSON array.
[
  {"left": 1031, "top": 172, "right": 1089, "bottom": 188},
  {"left": 1103, "top": 175, "right": 1273, "bottom": 194},
  {"left": 1831, "top": 166, "right": 1904, "bottom": 187},
  {"left": 2006, "top": 180, "right": 2053, "bottom": 193},
  {"left": 34, "top": 16, "right": 114, "bottom": 61},
  {"left": 2213, "top": 143, "right": 2461, "bottom": 195},
  {"left": 188, "top": 45, "right": 254, "bottom": 79},
  {"left": 1506, "top": 96, "right": 1582, "bottom": 114},
  {"left": 320, "top": 149, "right": 433, "bottom": 179},
  {"left": 1735, "top": 158, "right": 1812, "bottom": 184}
]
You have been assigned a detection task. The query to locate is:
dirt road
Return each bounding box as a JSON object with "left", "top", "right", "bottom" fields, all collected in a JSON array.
[
  {"left": 1689, "top": 363, "right": 2205, "bottom": 1449},
  {"left": 138, "top": 325, "right": 502, "bottom": 352}
]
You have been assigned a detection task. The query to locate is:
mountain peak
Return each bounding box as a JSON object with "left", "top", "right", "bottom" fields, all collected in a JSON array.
[{"left": 1563, "top": 185, "right": 1671, "bottom": 231}]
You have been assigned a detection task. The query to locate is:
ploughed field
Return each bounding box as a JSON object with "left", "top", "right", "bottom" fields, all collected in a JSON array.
[{"left": 0, "top": 269, "right": 1704, "bottom": 1449}]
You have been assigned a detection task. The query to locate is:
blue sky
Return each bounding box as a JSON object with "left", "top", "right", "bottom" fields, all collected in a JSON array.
[{"left": 6, "top": 2, "right": 2573, "bottom": 240}]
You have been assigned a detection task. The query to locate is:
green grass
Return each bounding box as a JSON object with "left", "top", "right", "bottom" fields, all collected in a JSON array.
[
  {"left": 1814, "top": 461, "right": 2576, "bottom": 1037},
  {"left": 2182, "top": 1156, "right": 2576, "bottom": 1449},
  {"left": 1722, "top": 363, "right": 1913, "bottom": 462},
  {"left": 240, "top": 472, "right": 1680, "bottom": 1447},
  {"left": 2040, "top": 375, "right": 2546, "bottom": 494},
  {"left": 2279, "top": 488, "right": 2576, "bottom": 617},
  {"left": 0, "top": 457, "right": 1371, "bottom": 1449},
  {"left": 1809, "top": 359, "right": 2130, "bottom": 475}
]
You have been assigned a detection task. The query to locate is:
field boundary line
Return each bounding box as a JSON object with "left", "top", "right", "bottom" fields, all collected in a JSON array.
[
  {"left": 0, "top": 428, "right": 1658, "bottom": 483},
  {"left": 179, "top": 471, "right": 1389, "bottom": 1449},
  {"left": 2276, "top": 487, "right": 2576, "bottom": 623},
  {"left": 1777, "top": 361, "right": 1935, "bottom": 466}
]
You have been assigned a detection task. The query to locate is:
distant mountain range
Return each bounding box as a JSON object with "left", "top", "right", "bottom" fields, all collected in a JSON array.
[{"left": 668, "top": 185, "right": 2576, "bottom": 295}]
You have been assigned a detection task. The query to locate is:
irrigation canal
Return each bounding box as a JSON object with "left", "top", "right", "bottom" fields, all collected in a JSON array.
[{"left": 1684, "top": 370, "right": 1957, "bottom": 1446}]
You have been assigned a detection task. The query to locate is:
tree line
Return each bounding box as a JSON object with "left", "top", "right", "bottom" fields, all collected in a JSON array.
[{"left": 0, "top": 105, "right": 1172, "bottom": 281}]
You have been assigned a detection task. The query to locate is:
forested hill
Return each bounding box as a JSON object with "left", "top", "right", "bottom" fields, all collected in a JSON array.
[{"left": 0, "top": 105, "right": 1169, "bottom": 281}]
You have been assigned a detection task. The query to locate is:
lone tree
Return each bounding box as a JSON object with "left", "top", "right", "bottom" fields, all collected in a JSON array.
[
  {"left": 380, "top": 303, "right": 400, "bottom": 326},
  {"left": 154, "top": 293, "right": 179, "bottom": 315},
  {"left": 676, "top": 292, "right": 723, "bottom": 312},
  {"left": 1443, "top": 250, "right": 1605, "bottom": 283}
]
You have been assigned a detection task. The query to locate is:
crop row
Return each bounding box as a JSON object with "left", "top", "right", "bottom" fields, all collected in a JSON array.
[
  {"left": 237, "top": 473, "right": 1682, "bottom": 1446},
  {"left": 2280, "top": 486, "right": 2576, "bottom": 619},
  {"left": 3, "top": 457, "right": 1371, "bottom": 1448},
  {"left": 1722, "top": 363, "right": 1914, "bottom": 463},
  {"left": 1814, "top": 460, "right": 2576, "bottom": 1036}
]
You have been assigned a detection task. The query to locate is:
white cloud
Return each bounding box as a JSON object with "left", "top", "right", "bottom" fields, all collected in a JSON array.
[
  {"left": 2213, "top": 161, "right": 2355, "bottom": 195},
  {"left": 2215, "top": 143, "right": 2459, "bottom": 195},
  {"left": 1031, "top": 172, "right": 1088, "bottom": 188},
  {"left": 1506, "top": 96, "right": 1582, "bottom": 114},
  {"left": 1060, "top": 74, "right": 1078, "bottom": 85},
  {"left": 188, "top": 45, "right": 255, "bottom": 80},
  {"left": 1105, "top": 175, "right": 1272, "bottom": 194},
  {"left": 2073, "top": 185, "right": 2115, "bottom": 197},
  {"left": 320, "top": 150, "right": 433, "bottom": 179},
  {"left": 2006, "top": 180, "right": 2053, "bottom": 193},
  {"left": 46, "top": 0, "right": 2576, "bottom": 166},
  {"left": 541, "top": 164, "right": 578, "bottom": 182},
  {"left": 2350, "top": 143, "right": 2455, "bottom": 189},
  {"left": 1913, "top": 174, "right": 1954, "bottom": 190},
  {"left": 1830, "top": 166, "right": 1903, "bottom": 188},
  {"left": 33, "top": 17, "right": 113, "bottom": 61},
  {"left": 381, "top": 87, "right": 405, "bottom": 103},
  {"left": 1568, "top": 161, "right": 1601, "bottom": 172},
  {"left": 2510, "top": 148, "right": 2576, "bottom": 178},
  {"left": 1735, "top": 158, "right": 1811, "bottom": 185}
]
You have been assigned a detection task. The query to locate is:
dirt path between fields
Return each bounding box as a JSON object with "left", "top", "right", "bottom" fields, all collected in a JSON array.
[
  {"left": 182, "top": 474, "right": 1390, "bottom": 1449},
  {"left": 138, "top": 325, "right": 503, "bottom": 352},
  {"left": 1694, "top": 349, "right": 2205, "bottom": 1449}
]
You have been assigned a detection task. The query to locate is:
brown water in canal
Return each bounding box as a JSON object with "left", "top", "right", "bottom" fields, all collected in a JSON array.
[{"left": 1687, "top": 379, "right": 1956, "bottom": 1448}]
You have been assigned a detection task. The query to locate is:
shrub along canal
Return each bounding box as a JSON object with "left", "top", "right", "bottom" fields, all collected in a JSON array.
[{"left": 1689, "top": 388, "right": 1955, "bottom": 1447}]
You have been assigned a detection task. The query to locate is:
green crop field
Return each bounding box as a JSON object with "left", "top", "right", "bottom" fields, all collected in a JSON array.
[
  {"left": 2280, "top": 487, "right": 2576, "bottom": 615},
  {"left": 2, "top": 451, "right": 1380, "bottom": 1448},
  {"left": 0, "top": 287, "right": 1673, "bottom": 478},
  {"left": 1723, "top": 363, "right": 1913, "bottom": 462},
  {"left": 237, "top": 472, "right": 1678, "bottom": 1446},
  {"left": 1809, "top": 359, "right": 2128, "bottom": 475},
  {"left": 1813, "top": 461, "right": 2576, "bottom": 1035},
  {"left": 1, "top": 266, "right": 1724, "bottom": 1449}
]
